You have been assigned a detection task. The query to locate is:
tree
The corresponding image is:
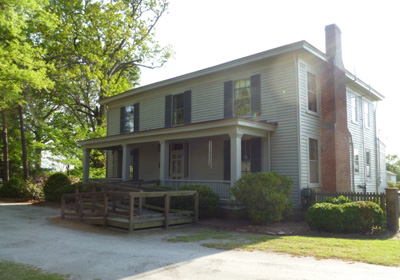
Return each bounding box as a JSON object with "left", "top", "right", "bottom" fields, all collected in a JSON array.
[
  {"left": 386, "top": 154, "right": 400, "bottom": 182},
  {"left": 0, "top": 0, "right": 57, "bottom": 180}
]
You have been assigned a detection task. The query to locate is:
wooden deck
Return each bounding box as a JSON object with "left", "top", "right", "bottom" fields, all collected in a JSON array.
[{"left": 61, "top": 183, "right": 198, "bottom": 231}]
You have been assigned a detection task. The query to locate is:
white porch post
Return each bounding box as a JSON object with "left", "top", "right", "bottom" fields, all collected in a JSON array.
[
  {"left": 229, "top": 133, "right": 242, "bottom": 186},
  {"left": 122, "top": 144, "right": 131, "bottom": 181},
  {"left": 159, "top": 140, "right": 169, "bottom": 185},
  {"left": 82, "top": 148, "right": 91, "bottom": 183},
  {"left": 261, "top": 134, "right": 270, "bottom": 172}
]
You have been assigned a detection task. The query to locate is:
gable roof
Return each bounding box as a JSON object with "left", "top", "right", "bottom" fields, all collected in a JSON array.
[{"left": 100, "top": 40, "right": 384, "bottom": 105}]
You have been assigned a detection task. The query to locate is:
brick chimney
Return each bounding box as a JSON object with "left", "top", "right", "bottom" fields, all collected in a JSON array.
[{"left": 320, "top": 24, "right": 351, "bottom": 192}]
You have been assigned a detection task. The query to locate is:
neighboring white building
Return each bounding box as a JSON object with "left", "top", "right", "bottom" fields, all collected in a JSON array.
[
  {"left": 387, "top": 171, "right": 397, "bottom": 184},
  {"left": 79, "top": 25, "right": 386, "bottom": 207}
]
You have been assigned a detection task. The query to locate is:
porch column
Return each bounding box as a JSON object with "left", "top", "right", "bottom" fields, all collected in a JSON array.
[
  {"left": 229, "top": 133, "right": 242, "bottom": 186},
  {"left": 159, "top": 140, "right": 169, "bottom": 185},
  {"left": 82, "top": 148, "right": 91, "bottom": 183},
  {"left": 122, "top": 144, "right": 131, "bottom": 181},
  {"left": 261, "top": 134, "right": 270, "bottom": 172}
]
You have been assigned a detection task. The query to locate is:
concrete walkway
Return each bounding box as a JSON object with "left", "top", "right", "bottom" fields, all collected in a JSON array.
[{"left": 1, "top": 202, "right": 400, "bottom": 280}]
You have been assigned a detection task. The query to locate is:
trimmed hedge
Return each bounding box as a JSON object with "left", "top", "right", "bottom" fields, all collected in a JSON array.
[
  {"left": 43, "top": 173, "right": 75, "bottom": 202},
  {"left": 231, "top": 172, "right": 293, "bottom": 224},
  {"left": 306, "top": 201, "right": 386, "bottom": 233}
]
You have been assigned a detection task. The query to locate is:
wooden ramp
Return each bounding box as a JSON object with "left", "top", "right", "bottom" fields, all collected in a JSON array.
[{"left": 61, "top": 183, "right": 198, "bottom": 231}]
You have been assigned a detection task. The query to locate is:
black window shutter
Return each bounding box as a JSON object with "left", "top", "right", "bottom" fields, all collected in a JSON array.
[
  {"left": 183, "top": 90, "right": 192, "bottom": 125},
  {"left": 120, "top": 107, "right": 126, "bottom": 134},
  {"left": 250, "top": 74, "right": 261, "bottom": 116},
  {"left": 184, "top": 142, "right": 189, "bottom": 178},
  {"left": 224, "top": 81, "right": 233, "bottom": 119},
  {"left": 132, "top": 149, "right": 139, "bottom": 181},
  {"left": 223, "top": 140, "right": 231, "bottom": 180},
  {"left": 250, "top": 137, "right": 261, "bottom": 173},
  {"left": 165, "top": 95, "right": 172, "bottom": 128},
  {"left": 134, "top": 103, "right": 140, "bottom": 132},
  {"left": 117, "top": 149, "right": 123, "bottom": 178}
]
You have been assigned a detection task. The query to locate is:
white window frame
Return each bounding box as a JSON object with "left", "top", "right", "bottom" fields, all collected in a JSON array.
[
  {"left": 308, "top": 137, "right": 320, "bottom": 185},
  {"left": 233, "top": 78, "right": 251, "bottom": 117},
  {"left": 354, "top": 148, "right": 359, "bottom": 173},
  {"left": 351, "top": 95, "right": 358, "bottom": 123},
  {"left": 307, "top": 72, "right": 318, "bottom": 114},
  {"left": 363, "top": 101, "right": 370, "bottom": 129},
  {"left": 366, "top": 150, "right": 371, "bottom": 178}
]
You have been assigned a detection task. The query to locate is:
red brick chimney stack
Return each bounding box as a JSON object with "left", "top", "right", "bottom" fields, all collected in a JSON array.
[{"left": 320, "top": 24, "right": 351, "bottom": 192}]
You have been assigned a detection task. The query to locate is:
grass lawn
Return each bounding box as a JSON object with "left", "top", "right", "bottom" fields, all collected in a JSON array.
[
  {"left": 0, "top": 261, "right": 69, "bottom": 280},
  {"left": 169, "top": 229, "right": 400, "bottom": 267}
]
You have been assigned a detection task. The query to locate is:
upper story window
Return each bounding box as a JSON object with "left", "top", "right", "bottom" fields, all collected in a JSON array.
[
  {"left": 354, "top": 148, "right": 359, "bottom": 173},
  {"left": 351, "top": 95, "right": 358, "bottom": 123},
  {"left": 307, "top": 72, "right": 317, "bottom": 113},
  {"left": 120, "top": 103, "right": 139, "bottom": 134},
  {"left": 224, "top": 74, "right": 261, "bottom": 119},
  {"left": 234, "top": 79, "right": 251, "bottom": 116},
  {"left": 172, "top": 93, "right": 184, "bottom": 125},
  {"left": 364, "top": 101, "right": 370, "bottom": 128},
  {"left": 366, "top": 150, "right": 371, "bottom": 177},
  {"left": 165, "top": 91, "right": 191, "bottom": 128},
  {"left": 309, "top": 138, "right": 319, "bottom": 184}
]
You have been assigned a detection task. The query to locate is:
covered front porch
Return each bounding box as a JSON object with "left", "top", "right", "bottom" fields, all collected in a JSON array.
[{"left": 79, "top": 118, "right": 276, "bottom": 201}]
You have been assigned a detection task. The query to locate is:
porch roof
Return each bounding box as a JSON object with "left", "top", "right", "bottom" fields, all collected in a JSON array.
[{"left": 78, "top": 118, "right": 277, "bottom": 149}]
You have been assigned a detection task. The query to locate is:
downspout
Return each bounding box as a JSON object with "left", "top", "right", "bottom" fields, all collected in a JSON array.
[
  {"left": 360, "top": 95, "right": 366, "bottom": 188},
  {"left": 294, "top": 54, "right": 303, "bottom": 204},
  {"left": 267, "top": 132, "right": 271, "bottom": 172}
]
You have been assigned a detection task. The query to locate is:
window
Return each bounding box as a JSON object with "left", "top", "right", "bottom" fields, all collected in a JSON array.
[
  {"left": 120, "top": 104, "right": 139, "bottom": 134},
  {"left": 366, "top": 150, "right": 371, "bottom": 177},
  {"left": 307, "top": 72, "right": 317, "bottom": 113},
  {"left": 309, "top": 138, "right": 319, "bottom": 184},
  {"left": 172, "top": 93, "right": 184, "bottom": 125},
  {"left": 351, "top": 95, "right": 358, "bottom": 123},
  {"left": 234, "top": 79, "right": 251, "bottom": 116},
  {"left": 354, "top": 149, "right": 359, "bottom": 173},
  {"left": 165, "top": 91, "right": 191, "bottom": 127},
  {"left": 364, "top": 101, "right": 370, "bottom": 128}
]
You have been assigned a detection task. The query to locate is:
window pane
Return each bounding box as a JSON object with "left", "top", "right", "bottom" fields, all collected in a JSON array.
[
  {"left": 309, "top": 138, "right": 318, "bottom": 161},
  {"left": 354, "top": 149, "right": 359, "bottom": 172},
  {"left": 234, "top": 79, "right": 251, "bottom": 116},
  {"left": 307, "top": 72, "right": 317, "bottom": 113},
  {"left": 172, "top": 108, "right": 184, "bottom": 125},
  {"left": 124, "top": 105, "right": 134, "bottom": 132},
  {"left": 173, "top": 93, "right": 184, "bottom": 110},
  {"left": 310, "top": 161, "right": 319, "bottom": 183}
]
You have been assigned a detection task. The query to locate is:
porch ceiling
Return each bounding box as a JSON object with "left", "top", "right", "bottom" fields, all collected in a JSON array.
[{"left": 78, "top": 118, "right": 277, "bottom": 149}]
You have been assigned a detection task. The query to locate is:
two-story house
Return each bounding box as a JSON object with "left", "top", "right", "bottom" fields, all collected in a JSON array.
[{"left": 79, "top": 24, "right": 386, "bottom": 207}]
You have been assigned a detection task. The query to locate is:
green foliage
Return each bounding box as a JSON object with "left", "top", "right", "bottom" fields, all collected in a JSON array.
[
  {"left": 146, "top": 185, "right": 220, "bottom": 219},
  {"left": 43, "top": 172, "right": 74, "bottom": 202},
  {"left": 306, "top": 201, "right": 386, "bottom": 233},
  {"left": 0, "top": 178, "right": 43, "bottom": 199},
  {"left": 177, "top": 185, "right": 220, "bottom": 219},
  {"left": 231, "top": 172, "right": 293, "bottom": 224},
  {"left": 324, "top": 195, "right": 352, "bottom": 204}
]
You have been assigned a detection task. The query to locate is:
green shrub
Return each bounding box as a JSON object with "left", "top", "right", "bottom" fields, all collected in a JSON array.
[
  {"left": 306, "top": 201, "right": 386, "bottom": 233},
  {"left": 177, "top": 184, "right": 220, "bottom": 219},
  {"left": 145, "top": 185, "right": 220, "bottom": 219},
  {"left": 231, "top": 172, "right": 293, "bottom": 224},
  {"left": 0, "top": 179, "right": 43, "bottom": 200},
  {"left": 324, "top": 195, "right": 352, "bottom": 204},
  {"left": 43, "top": 173, "right": 74, "bottom": 202},
  {"left": 0, "top": 179, "right": 28, "bottom": 198}
]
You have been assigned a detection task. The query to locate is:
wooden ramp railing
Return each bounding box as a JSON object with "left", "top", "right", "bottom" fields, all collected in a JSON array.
[{"left": 61, "top": 183, "right": 198, "bottom": 231}]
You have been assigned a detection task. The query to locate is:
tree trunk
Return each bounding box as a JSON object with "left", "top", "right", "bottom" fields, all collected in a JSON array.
[
  {"left": 18, "top": 105, "right": 29, "bottom": 180},
  {"left": 1, "top": 110, "right": 10, "bottom": 182}
]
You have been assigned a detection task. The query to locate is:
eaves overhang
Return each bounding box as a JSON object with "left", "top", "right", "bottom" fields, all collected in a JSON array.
[
  {"left": 78, "top": 118, "right": 277, "bottom": 149},
  {"left": 345, "top": 71, "right": 384, "bottom": 101},
  {"left": 99, "top": 41, "right": 327, "bottom": 106}
]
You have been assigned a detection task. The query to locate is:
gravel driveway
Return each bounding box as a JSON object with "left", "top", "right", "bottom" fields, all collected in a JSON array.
[{"left": 1, "top": 202, "right": 400, "bottom": 280}]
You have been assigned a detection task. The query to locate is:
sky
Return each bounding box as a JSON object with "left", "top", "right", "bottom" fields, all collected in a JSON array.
[{"left": 139, "top": 0, "right": 400, "bottom": 155}]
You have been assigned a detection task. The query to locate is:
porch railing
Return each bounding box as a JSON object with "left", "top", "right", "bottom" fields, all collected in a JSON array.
[
  {"left": 165, "top": 179, "right": 231, "bottom": 201},
  {"left": 87, "top": 178, "right": 123, "bottom": 184}
]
